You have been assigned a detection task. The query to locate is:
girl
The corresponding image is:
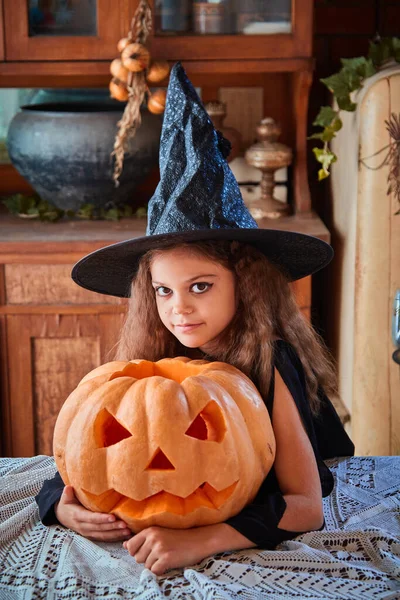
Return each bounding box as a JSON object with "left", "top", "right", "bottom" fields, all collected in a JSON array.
[{"left": 35, "top": 62, "right": 354, "bottom": 576}]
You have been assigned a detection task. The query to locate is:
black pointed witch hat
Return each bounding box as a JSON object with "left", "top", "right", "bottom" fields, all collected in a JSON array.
[{"left": 72, "top": 62, "right": 333, "bottom": 298}]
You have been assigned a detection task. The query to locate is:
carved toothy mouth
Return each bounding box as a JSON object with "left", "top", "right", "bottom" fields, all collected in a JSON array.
[{"left": 82, "top": 480, "right": 238, "bottom": 517}]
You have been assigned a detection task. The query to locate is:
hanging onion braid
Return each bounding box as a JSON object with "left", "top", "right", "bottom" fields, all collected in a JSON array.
[{"left": 112, "top": 0, "right": 153, "bottom": 186}]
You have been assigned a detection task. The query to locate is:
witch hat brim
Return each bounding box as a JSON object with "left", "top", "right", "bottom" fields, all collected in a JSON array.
[
  {"left": 71, "top": 228, "right": 333, "bottom": 298},
  {"left": 72, "top": 62, "right": 333, "bottom": 297}
]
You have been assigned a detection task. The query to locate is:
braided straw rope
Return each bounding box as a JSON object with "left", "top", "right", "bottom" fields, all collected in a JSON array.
[{"left": 112, "top": 0, "right": 153, "bottom": 186}]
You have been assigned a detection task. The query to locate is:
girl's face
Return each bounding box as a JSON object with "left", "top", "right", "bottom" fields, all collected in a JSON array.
[{"left": 150, "top": 248, "right": 237, "bottom": 354}]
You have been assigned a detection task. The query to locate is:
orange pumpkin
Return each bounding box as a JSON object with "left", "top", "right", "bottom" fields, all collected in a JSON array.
[{"left": 53, "top": 357, "right": 275, "bottom": 532}]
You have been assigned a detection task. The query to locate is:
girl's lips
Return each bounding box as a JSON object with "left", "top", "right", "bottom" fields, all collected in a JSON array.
[{"left": 175, "top": 323, "right": 202, "bottom": 332}]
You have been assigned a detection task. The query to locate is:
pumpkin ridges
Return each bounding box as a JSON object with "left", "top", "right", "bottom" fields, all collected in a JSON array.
[
  {"left": 79, "top": 361, "right": 133, "bottom": 386},
  {"left": 59, "top": 378, "right": 137, "bottom": 494},
  {"left": 54, "top": 357, "right": 275, "bottom": 532},
  {"left": 53, "top": 374, "right": 119, "bottom": 484},
  {"left": 181, "top": 375, "right": 263, "bottom": 502},
  {"left": 200, "top": 369, "right": 276, "bottom": 470}
]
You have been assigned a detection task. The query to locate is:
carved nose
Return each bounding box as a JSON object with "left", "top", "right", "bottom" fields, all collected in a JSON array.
[{"left": 146, "top": 448, "right": 175, "bottom": 471}]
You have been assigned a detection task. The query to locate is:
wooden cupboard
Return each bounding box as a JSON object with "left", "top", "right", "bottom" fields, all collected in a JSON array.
[
  {"left": 1, "top": 1, "right": 312, "bottom": 64},
  {"left": 0, "top": 1, "right": 336, "bottom": 457},
  {"left": 0, "top": 0, "right": 315, "bottom": 215},
  {"left": 3, "top": 0, "right": 127, "bottom": 61},
  {"left": 0, "top": 213, "right": 328, "bottom": 457}
]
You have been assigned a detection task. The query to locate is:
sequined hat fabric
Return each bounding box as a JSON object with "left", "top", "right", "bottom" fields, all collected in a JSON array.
[
  {"left": 71, "top": 62, "right": 333, "bottom": 297},
  {"left": 146, "top": 62, "right": 257, "bottom": 235}
]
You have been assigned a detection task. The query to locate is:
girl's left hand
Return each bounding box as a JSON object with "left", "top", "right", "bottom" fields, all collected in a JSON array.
[{"left": 123, "top": 525, "right": 215, "bottom": 575}]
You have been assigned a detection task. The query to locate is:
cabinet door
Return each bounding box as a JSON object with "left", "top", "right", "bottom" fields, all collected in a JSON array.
[
  {"left": 5, "top": 312, "right": 124, "bottom": 457},
  {"left": 3, "top": 0, "right": 126, "bottom": 61},
  {"left": 149, "top": 0, "right": 312, "bottom": 62},
  {"left": 0, "top": 0, "right": 4, "bottom": 61}
]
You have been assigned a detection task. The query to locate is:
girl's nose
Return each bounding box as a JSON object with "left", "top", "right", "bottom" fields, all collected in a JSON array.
[{"left": 172, "top": 296, "right": 193, "bottom": 315}]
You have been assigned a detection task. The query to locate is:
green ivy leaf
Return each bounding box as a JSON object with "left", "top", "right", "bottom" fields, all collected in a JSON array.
[
  {"left": 2, "top": 195, "right": 24, "bottom": 214},
  {"left": 308, "top": 125, "right": 341, "bottom": 143},
  {"left": 321, "top": 68, "right": 362, "bottom": 97},
  {"left": 368, "top": 37, "right": 392, "bottom": 66},
  {"left": 26, "top": 207, "right": 40, "bottom": 216},
  {"left": 390, "top": 37, "right": 400, "bottom": 62},
  {"left": 122, "top": 205, "right": 133, "bottom": 218},
  {"left": 318, "top": 168, "right": 330, "bottom": 181},
  {"left": 312, "top": 106, "right": 338, "bottom": 128},
  {"left": 76, "top": 203, "right": 94, "bottom": 219},
  {"left": 308, "top": 132, "right": 326, "bottom": 141},
  {"left": 336, "top": 95, "right": 357, "bottom": 111},
  {"left": 104, "top": 208, "right": 120, "bottom": 221},
  {"left": 135, "top": 206, "right": 147, "bottom": 218},
  {"left": 340, "top": 57, "right": 376, "bottom": 79},
  {"left": 313, "top": 147, "right": 337, "bottom": 180}
]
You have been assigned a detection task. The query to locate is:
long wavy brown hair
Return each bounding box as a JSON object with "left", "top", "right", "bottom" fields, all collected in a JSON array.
[{"left": 114, "top": 240, "right": 338, "bottom": 414}]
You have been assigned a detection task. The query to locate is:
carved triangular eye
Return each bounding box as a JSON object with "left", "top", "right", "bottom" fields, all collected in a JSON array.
[
  {"left": 185, "top": 400, "right": 226, "bottom": 443},
  {"left": 94, "top": 408, "right": 132, "bottom": 447}
]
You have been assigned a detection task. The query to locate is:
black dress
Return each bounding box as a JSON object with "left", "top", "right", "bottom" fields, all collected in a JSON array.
[{"left": 35, "top": 340, "right": 355, "bottom": 547}]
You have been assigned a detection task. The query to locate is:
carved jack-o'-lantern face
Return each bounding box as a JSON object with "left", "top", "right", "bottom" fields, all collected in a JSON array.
[{"left": 53, "top": 358, "right": 275, "bottom": 532}]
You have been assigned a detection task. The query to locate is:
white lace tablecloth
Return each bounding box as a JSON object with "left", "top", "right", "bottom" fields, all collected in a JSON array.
[{"left": 0, "top": 455, "right": 399, "bottom": 599}]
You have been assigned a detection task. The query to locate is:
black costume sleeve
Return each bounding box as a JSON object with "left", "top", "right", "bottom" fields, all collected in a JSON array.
[
  {"left": 225, "top": 340, "right": 354, "bottom": 548},
  {"left": 35, "top": 471, "right": 64, "bottom": 525}
]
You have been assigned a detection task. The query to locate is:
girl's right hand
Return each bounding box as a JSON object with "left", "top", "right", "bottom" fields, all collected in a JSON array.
[{"left": 55, "top": 485, "right": 132, "bottom": 542}]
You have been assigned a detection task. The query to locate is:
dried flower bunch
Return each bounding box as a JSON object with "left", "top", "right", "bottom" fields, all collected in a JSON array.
[
  {"left": 385, "top": 113, "right": 400, "bottom": 214},
  {"left": 109, "top": 0, "right": 170, "bottom": 185}
]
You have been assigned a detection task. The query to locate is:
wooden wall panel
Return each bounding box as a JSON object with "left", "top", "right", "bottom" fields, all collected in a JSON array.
[
  {"left": 219, "top": 87, "right": 263, "bottom": 149},
  {"left": 100, "top": 313, "right": 126, "bottom": 362},
  {"left": 5, "top": 312, "right": 124, "bottom": 457},
  {"left": 33, "top": 336, "right": 100, "bottom": 455},
  {"left": 5, "top": 264, "right": 124, "bottom": 305},
  {"left": 0, "top": 0, "right": 4, "bottom": 61},
  {"left": 0, "top": 314, "right": 9, "bottom": 456}
]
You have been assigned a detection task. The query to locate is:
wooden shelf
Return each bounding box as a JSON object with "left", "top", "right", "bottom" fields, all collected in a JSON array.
[
  {"left": 0, "top": 57, "right": 314, "bottom": 89},
  {"left": 0, "top": 211, "right": 330, "bottom": 259}
]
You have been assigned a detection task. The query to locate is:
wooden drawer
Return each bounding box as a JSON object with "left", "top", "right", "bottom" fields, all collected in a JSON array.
[
  {"left": 4, "top": 264, "right": 124, "bottom": 305},
  {"left": 4, "top": 264, "right": 310, "bottom": 309}
]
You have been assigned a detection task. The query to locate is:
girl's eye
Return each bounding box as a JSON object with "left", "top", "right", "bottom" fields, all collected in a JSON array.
[
  {"left": 155, "top": 286, "right": 171, "bottom": 297},
  {"left": 191, "top": 282, "right": 212, "bottom": 294}
]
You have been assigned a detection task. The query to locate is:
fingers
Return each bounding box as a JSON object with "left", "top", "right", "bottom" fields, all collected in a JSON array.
[
  {"left": 85, "top": 528, "right": 132, "bottom": 542},
  {"left": 150, "top": 559, "right": 168, "bottom": 576},
  {"left": 59, "top": 485, "right": 76, "bottom": 504},
  {"left": 123, "top": 531, "right": 145, "bottom": 556},
  {"left": 77, "top": 516, "right": 131, "bottom": 541},
  {"left": 123, "top": 534, "right": 169, "bottom": 575},
  {"left": 56, "top": 485, "right": 133, "bottom": 541},
  {"left": 74, "top": 508, "right": 119, "bottom": 525}
]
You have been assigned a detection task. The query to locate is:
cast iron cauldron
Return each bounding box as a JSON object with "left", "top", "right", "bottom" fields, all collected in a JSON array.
[{"left": 7, "top": 103, "right": 162, "bottom": 212}]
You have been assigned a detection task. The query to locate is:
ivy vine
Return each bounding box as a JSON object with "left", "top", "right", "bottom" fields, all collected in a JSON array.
[
  {"left": 1, "top": 194, "right": 147, "bottom": 222},
  {"left": 310, "top": 36, "right": 400, "bottom": 180}
]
